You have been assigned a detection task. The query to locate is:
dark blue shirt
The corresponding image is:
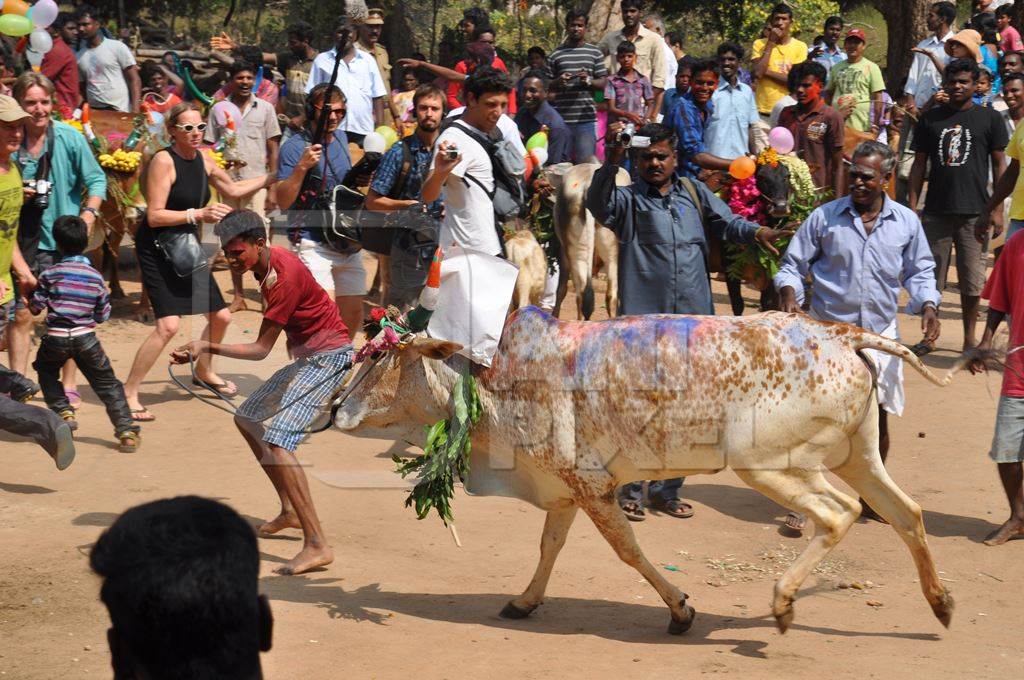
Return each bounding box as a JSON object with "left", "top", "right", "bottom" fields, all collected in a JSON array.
[
  {"left": 669, "top": 91, "right": 712, "bottom": 180},
  {"left": 368, "top": 133, "right": 441, "bottom": 214},
  {"left": 514, "top": 101, "right": 571, "bottom": 165},
  {"left": 278, "top": 129, "right": 352, "bottom": 242}
]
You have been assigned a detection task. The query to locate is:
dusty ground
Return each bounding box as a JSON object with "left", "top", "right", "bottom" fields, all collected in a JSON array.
[{"left": 1, "top": 253, "right": 1022, "bottom": 679}]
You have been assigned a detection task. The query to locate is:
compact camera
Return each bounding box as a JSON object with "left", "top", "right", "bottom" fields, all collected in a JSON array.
[
  {"left": 23, "top": 179, "right": 51, "bottom": 210},
  {"left": 615, "top": 122, "right": 636, "bottom": 147},
  {"left": 444, "top": 147, "right": 460, "bottom": 161}
]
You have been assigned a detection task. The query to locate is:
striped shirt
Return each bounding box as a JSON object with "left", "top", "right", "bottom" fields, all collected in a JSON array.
[
  {"left": 547, "top": 43, "right": 608, "bottom": 125},
  {"left": 28, "top": 255, "right": 110, "bottom": 330}
]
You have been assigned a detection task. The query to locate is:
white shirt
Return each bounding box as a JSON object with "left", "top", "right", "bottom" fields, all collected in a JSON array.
[
  {"left": 431, "top": 121, "right": 500, "bottom": 256},
  {"left": 306, "top": 48, "right": 386, "bottom": 136},
  {"left": 76, "top": 38, "right": 136, "bottom": 112},
  {"left": 446, "top": 107, "right": 527, "bottom": 157},
  {"left": 661, "top": 40, "right": 677, "bottom": 91},
  {"left": 904, "top": 31, "right": 954, "bottom": 109}
]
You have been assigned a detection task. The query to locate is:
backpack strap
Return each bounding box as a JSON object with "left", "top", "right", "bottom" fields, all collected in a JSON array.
[
  {"left": 387, "top": 140, "right": 415, "bottom": 200},
  {"left": 680, "top": 176, "right": 713, "bottom": 286}
]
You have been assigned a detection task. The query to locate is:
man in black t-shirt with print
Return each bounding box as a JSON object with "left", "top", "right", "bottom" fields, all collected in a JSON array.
[{"left": 909, "top": 57, "right": 1008, "bottom": 353}]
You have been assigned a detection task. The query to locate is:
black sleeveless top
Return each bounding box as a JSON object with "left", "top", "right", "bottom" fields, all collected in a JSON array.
[{"left": 164, "top": 148, "right": 211, "bottom": 212}]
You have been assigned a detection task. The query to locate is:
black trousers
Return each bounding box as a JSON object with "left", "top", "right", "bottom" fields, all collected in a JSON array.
[
  {"left": 0, "top": 394, "right": 65, "bottom": 457},
  {"left": 0, "top": 362, "right": 37, "bottom": 398},
  {"left": 33, "top": 333, "right": 138, "bottom": 435}
]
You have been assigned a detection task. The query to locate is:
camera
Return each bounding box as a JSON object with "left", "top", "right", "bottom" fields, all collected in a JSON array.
[
  {"left": 23, "top": 179, "right": 51, "bottom": 210},
  {"left": 444, "top": 147, "right": 459, "bottom": 161},
  {"left": 614, "top": 122, "right": 636, "bottom": 147}
]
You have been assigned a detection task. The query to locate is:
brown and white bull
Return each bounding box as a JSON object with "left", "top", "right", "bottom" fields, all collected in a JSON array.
[{"left": 334, "top": 308, "right": 961, "bottom": 634}]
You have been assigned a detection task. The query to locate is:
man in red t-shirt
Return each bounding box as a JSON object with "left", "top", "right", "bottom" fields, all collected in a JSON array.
[
  {"left": 171, "top": 210, "right": 353, "bottom": 575},
  {"left": 41, "top": 13, "right": 80, "bottom": 111},
  {"left": 971, "top": 230, "right": 1024, "bottom": 546}
]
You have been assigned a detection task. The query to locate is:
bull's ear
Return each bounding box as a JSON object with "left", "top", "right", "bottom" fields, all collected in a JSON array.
[{"left": 412, "top": 338, "right": 463, "bottom": 360}]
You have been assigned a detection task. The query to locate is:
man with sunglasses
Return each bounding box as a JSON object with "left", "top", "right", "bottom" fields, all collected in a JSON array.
[
  {"left": 775, "top": 141, "right": 941, "bottom": 533},
  {"left": 587, "top": 121, "right": 789, "bottom": 523}
]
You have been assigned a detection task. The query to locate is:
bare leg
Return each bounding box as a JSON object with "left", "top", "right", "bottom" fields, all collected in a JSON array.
[
  {"left": 962, "top": 293, "right": 981, "bottom": 350},
  {"left": 61, "top": 360, "right": 79, "bottom": 400},
  {"left": 266, "top": 444, "right": 331, "bottom": 574},
  {"left": 194, "top": 308, "right": 233, "bottom": 387},
  {"left": 8, "top": 307, "right": 34, "bottom": 376},
  {"left": 984, "top": 462, "right": 1024, "bottom": 545},
  {"left": 228, "top": 270, "right": 251, "bottom": 313},
  {"left": 503, "top": 506, "right": 579, "bottom": 616},
  {"left": 335, "top": 295, "right": 363, "bottom": 345},
  {"left": 234, "top": 415, "right": 299, "bottom": 534},
  {"left": 123, "top": 315, "right": 180, "bottom": 412}
]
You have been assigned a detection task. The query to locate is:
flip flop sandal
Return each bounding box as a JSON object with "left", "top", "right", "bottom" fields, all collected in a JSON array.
[
  {"left": 65, "top": 389, "right": 82, "bottom": 407},
  {"left": 908, "top": 341, "right": 934, "bottom": 357},
  {"left": 130, "top": 408, "right": 156, "bottom": 422},
  {"left": 193, "top": 379, "right": 238, "bottom": 398},
  {"left": 620, "top": 501, "right": 646, "bottom": 522},
  {"left": 117, "top": 431, "right": 141, "bottom": 453},
  {"left": 653, "top": 499, "right": 694, "bottom": 519}
]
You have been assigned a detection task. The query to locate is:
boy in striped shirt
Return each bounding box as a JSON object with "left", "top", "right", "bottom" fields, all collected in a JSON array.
[{"left": 30, "top": 215, "right": 140, "bottom": 452}]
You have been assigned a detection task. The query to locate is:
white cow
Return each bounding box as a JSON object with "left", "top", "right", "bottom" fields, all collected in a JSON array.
[
  {"left": 334, "top": 309, "right": 963, "bottom": 634},
  {"left": 504, "top": 230, "right": 547, "bottom": 311}
]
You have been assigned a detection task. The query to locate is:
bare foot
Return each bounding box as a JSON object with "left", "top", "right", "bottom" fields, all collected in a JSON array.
[
  {"left": 229, "top": 296, "right": 251, "bottom": 313},
  {"left": 983, "top": 517, "right": 1024, "bottom": 546},
  {"left": 258, "top": 511, "right": 301, "bottom": 536},
  {"left": 275, "top": 544, "right": 334, "bottom": 575}
]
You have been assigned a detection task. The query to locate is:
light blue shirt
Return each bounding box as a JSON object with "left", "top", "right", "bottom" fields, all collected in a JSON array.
[
  {"left": 705, "top": 79, "right": 758, "bottom": 159},
  {"left": 811, "top": 44, "right": 846, "bottom": 73},
  {"left": 774, "top": 195, "right": 941, "bottom": 333}
]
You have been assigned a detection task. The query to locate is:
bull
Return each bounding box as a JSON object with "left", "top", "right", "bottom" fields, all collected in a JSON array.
[{"left": 334, "top": 307, "right": 960, "bottom": 634}]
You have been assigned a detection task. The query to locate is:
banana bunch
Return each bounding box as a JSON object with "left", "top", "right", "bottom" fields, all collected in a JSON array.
[
  {"left": 99, "top": 149, "right": 142, "bottom": 173},
  {"left": 205, "top": 148, "right": 227, "bottom": 169}
]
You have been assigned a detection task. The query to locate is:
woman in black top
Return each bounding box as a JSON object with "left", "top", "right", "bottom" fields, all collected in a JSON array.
[{"left": 124, "top": 102, "right": 273, "bottom": 421}]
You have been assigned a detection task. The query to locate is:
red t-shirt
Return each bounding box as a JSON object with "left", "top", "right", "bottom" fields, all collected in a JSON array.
[
  {"left": 982, "top": 231, "right": 1024, "bottom": 396},
  {"left": 258, "top": 247, "right": 351, "bottom": 358},
  {"left": 447, "top": 58, "right": 517, "bottom": 113},
  {"left": 41, "top": 37, "right": 80, "bottom": 111}
]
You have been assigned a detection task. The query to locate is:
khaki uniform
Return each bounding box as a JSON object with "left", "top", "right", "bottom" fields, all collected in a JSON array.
[{"left": 359, "top": 40, "right": 393, "bottom": 127}]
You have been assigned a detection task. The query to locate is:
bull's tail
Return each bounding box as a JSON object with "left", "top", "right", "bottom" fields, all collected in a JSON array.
[
  {"left": 581, "top": 279, "right": 595, "bottom": 319},
  {"left": 848, "top": 330, "right": 968, "bottom": 387}
]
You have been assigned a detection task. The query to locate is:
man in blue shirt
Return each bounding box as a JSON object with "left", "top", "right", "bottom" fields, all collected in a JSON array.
[
  {"left": 706, "top": 42, "right": 760, "bottom": 161},
  {"left": 588, "top": 121, "right": 789, "bottom": 522},
  {"left": 809, "top": 16, "right": 846, "bottom": 72},
  {"left": 775, "top": 141, "right": 941, "bottom": 532},
  {"left": 515, "top": 71, "right": 571, "bottom": 165},
  {"left": 668, "top": 58, "right": 733, "bottom": 179},
  {"left": 365, "top": 84, "right": 446, "bottom": 308}
]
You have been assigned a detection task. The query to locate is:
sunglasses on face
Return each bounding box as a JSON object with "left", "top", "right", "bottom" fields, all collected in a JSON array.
[
  {"left": 174, "top": 123, "right": 207, "bottom": 133},
  {"left": 314, "top": 105, "right": 346, "bottom": 117}
]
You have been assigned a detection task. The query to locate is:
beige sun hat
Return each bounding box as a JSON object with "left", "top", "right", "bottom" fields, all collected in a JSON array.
[{"left": 945, "top": 29, "right": 983, "bottom": 63}]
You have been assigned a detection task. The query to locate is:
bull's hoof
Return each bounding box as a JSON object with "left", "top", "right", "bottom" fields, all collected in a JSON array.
[
  {"left": 110, "top": 285, "right": 126, "bottom": 300},
  {"left": 773, "top": 604, "right": 794, "bottom": 634},
  {"left": 667, "top": 604, "right": 696, "bottom": 635},
  {"left": 932, "top": 589, "right": 955, "bottom": 629},
  {"left": 499, "top": 601, "right": 537, "bottom": 619}
]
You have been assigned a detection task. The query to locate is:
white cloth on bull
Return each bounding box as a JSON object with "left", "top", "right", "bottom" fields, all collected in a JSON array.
[
  {"left": 859, "top": 318, "right": 905, "bottom": 417},
  {"left": 426, "top": 246, "right": 518, "bottom": 367}
]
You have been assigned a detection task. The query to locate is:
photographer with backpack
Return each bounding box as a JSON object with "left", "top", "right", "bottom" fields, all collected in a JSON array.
[
  {"left": 422, "top": 67, "right": 525, "bottom": 257},
  {"left": 364, "top": 84, "right": 446, "bottom": 308}
]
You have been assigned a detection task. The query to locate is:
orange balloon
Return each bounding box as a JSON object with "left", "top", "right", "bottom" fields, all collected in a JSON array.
[
  {"left": 729, "top": 156, "right": 756, "bottom": 180},
  {"left": 2, "top": 0, "right": 30, "bottom": 16}
]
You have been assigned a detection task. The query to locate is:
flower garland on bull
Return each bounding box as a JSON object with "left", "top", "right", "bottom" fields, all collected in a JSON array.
[
  {"left": 362, "top": 250, "right": 482, "bottom": 525},
  {"left": 720, "top": 147, "right": 825, "bottom": 288}
]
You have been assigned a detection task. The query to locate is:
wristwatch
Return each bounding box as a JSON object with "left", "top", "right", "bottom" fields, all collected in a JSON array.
[{"left": 81, "top": 207, "right": 100, "bottom": 219}]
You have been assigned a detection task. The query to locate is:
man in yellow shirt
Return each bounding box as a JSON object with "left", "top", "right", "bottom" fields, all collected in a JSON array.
[{"left": 751, "top": 3, "right": 808, "bottom": 119}]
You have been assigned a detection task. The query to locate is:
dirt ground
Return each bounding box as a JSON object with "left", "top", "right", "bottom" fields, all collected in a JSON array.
[{"left": 1, "top": 254, "right": 1022, "bottom": 679}]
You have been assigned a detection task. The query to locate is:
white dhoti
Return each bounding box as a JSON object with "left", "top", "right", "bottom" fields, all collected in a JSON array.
[
  {"left": 540, "top": 260, "right": 560, "bottom": 311},
  {"left": 861, "top": 319, "right": 905, "bottom": 417}
]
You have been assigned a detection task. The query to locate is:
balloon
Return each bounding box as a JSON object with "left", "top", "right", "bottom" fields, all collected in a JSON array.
[
  {"left": 530, "top": 146, "right": 548, "bottom": 167},
  {"left": 28, "top": 28, "right": 50, "bottom": 54},
  {"left": 729, "top": 156, "right": 756, "bottom": 180},
  {"left": 768, "top": 126, "right": 795, "bottom": 154},
  {"left": 374, "top": 125, "right": 398, "bottom": 150},
  {"left": 1, "top": 0, "right": 28, "bottom": 16},
  {"left": 146, "top": 110, "right": 165, "bottom": 134},
  {"left": 362, "top": 131, "right": 386, "bottom": 154},
  {"left": 526, "top": 131, "right": 548, "bottom": 151},
  {"left": 523, "top": 153, "right": 534, "bottom": 183},
  {"left": 0, "top": 13, "right": 32, "bottom": 36},
  {"left": 210, "top": 100, "right": 243, "bottom": 128},
  {"left": 25, "top": 47, "right": 41, "bottom": 68},
  {"left": 31, "top": 0, "right": 58, "bottom": 29}
]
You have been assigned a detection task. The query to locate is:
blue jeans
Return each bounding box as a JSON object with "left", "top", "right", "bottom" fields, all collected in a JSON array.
[
  {"left": 619, "top": 478, "right": 684, "bottom": 505},
  {"left": 566, "top": 121, "right": 597, "bottom": 163}
]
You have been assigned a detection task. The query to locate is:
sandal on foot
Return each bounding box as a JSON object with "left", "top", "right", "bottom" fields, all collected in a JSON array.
[
  {"left": 117, "top": 431, "right": 140, "bottom": 453},
  {"left": 130, "top": 408, "right": 156, "bottom": 422},
  {"left": 192, "top": 378, "right": 238, "bottom": 398},
  {"left": 51, "top": 422, "right": 76, "bottom": 470},
  {"left": 65, "top": 389, "right": 82, "bottom": 407},
  {"left": 58, "top": 409, "right": 78, "bottom": 432},
  {"left": 908, "top": 341, "right": 934, "bottom": 357},
  {"left": 620, "top": 501, "right": 646, "bottom": 522},
  {"left": 653, "top": 499, "right": 694, "bottom": 519}
]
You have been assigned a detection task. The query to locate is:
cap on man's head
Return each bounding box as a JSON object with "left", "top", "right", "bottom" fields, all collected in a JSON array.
[
  {"left": 0, "top": 95, "right": 29, "bottom": 123},
  {"left": 362, "top": 8, "right": 384, "bottom": 25},
  {"left": 845, "top": 28, "right": 867, "bottom": 44}
]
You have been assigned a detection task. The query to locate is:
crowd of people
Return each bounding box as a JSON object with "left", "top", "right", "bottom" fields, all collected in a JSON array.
[{"left": 3, "top": 2, "right": 1024, "bottom": 650}]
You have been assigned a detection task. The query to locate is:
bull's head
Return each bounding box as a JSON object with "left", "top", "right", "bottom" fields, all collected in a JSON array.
[
  {"left": 755, "top": 162, "right": 792, "bottom": 219},
  {"left": 332, "top": 336, "right": 463, "bottom": 438}
]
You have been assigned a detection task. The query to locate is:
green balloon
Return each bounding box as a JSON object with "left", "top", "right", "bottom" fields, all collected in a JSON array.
[
  {"left": 0, "top": 14, "right": 34, "bottom": 37},
  {"left": 526, "top": 131, "right": 548, "bottom": 151},
  {"left": 375, "top": 125, "right": 398, "bottom": 150}
]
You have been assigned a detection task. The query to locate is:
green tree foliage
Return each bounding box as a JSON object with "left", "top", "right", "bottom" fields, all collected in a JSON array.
[{"left": 662, "top": 0, "right": 841, "bottom": 47}]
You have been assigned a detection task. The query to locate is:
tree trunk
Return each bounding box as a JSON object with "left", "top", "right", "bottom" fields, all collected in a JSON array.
[
  {"left": 879, "top": 0, "right": 929, "bottom": 95},
  {"left": 584, "top": 0, "right": 621, "bottom": 44}
]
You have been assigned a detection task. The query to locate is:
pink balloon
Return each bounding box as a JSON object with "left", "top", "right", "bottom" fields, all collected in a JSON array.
[
  {"left": 768, "top": 126, "right": 795, "bottom": 154},
  {"left": 211, "top": 100, "right": 243, "bottom": 129}
]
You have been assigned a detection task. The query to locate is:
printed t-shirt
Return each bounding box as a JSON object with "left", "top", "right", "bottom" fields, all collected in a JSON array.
[{"left": 826, "top": 58, "right": 885, "bottom": 132}]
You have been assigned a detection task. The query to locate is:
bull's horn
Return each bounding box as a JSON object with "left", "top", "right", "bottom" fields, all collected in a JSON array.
[{"left": 404, "top": 247, "right": 443, "bottom": 332}]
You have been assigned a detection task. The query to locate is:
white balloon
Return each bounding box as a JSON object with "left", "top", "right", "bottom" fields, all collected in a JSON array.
[
  {"left": 29, "top": 29, "right": 52, "bottom": 55},
  {"left": 362, "top": 131, "right": 386, "bottom": 154},
  {"left": 530, "top": 146, "right": 548, "bottom": 167},
  {"left": 25, "top": 48, "right": 43, "bottom": 68},
  {"left": 32, "top": 0, "right": 60, "bottom": 29}
]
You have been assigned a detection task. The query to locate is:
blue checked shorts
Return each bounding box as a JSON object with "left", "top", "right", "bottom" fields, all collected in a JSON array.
[{"left": 235, "top": 346, "right": 354, "bottom": 452}]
